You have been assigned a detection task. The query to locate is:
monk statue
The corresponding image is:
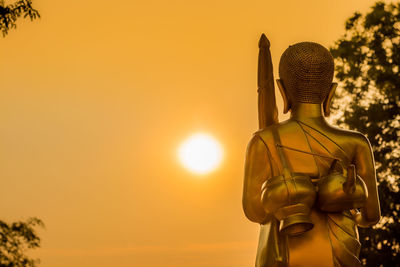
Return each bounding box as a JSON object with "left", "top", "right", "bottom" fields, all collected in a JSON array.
[{"left": 242, "top": 36, "right": 381, "bottom": 267}]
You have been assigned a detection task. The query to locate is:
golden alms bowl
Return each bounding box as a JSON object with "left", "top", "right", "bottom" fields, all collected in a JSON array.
[
  {"left": 317, "top": 164, "right": 368, "bottom": 212},
  {"left": 261, "top": 170, "right": 317, "bottom": 236}
]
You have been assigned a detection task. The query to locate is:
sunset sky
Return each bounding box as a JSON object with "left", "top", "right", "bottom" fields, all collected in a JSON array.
[{"left": 0, "top": 0, "right": 388, "bottom": 266}]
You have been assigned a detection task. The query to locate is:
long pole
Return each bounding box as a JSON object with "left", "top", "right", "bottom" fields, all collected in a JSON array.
[{"left": 256, "top": 34, "right": 281, "bottom": 265}]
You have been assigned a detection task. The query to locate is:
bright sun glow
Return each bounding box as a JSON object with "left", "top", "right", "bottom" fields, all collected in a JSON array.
[{"left": 178, "top": 133, "right": 223, "bottom": 175}]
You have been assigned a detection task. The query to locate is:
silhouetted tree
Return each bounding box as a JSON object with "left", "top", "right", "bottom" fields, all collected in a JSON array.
[
  {"left": 0, "top": 0, "right": 40, "bottom": 37},
  {"left": 330, "top": 2, "right": 400, "bottom": 266},
  {"left": 0, "top": 2, "right": 43, "bottom": 266},
  {"left": 0, "top": 217, "right": 44, "bottom": 267}
]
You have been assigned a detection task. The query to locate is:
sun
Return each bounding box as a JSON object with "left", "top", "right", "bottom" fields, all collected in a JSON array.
[{"left": 178, "top": 133, "right": 223, "bottom": 175}]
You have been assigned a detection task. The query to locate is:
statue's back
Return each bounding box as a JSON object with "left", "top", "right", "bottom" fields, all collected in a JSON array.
[{"left": 257, "top": 117, "right": 367, "bottom": 266}]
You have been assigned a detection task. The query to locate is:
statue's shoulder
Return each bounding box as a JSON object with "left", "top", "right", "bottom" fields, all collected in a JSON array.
[
  {"left": 245, "top": 127, "right": 276, "bottom": 156},
  {"left": 324, "top": 126, "right": 371, "bottom": 152},
  {"left": 328, "top": 124, "right": 371, "bottom": 146},
  {"left": 253, "top": 120, "right": 295, "bottom": 142},
  {"left": 254, "top": 127, "right": 273, "bottom": 140}
]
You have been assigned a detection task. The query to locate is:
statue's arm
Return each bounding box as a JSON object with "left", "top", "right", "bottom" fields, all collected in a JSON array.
[
  {"left": 242, "top": 134, "right": 272, "bottom": 224},
  {"left": 352, "top": 134, "right": 381, "bottom": 227}
]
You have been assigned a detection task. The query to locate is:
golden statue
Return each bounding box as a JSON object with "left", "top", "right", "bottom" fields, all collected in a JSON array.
[{"left": 242, "top": 35, "right": 381, "bottom": 267}]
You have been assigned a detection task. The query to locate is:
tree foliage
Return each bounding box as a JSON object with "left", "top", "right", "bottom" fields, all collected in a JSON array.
[
  {"left": 0, "top": 0, "right": 40, "bottom": 37},
  {"left": 0, "top": 218, "right": 44, "bottom": 267},
  {"left": 330, "top": 2, "right": 400, "bottom": 266},
  {"left": 0, "top": 217, "right": 44, "bottom": 267}
]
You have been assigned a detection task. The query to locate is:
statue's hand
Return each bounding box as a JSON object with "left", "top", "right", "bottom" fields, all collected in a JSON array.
[
  {"left": 350, "top": 209, "right": 360, "bottom": 219},
  {"left": 350, "top": 209, "right": 365, "bottom": 226},
  {"left": 350, "top": 209, "right": 380, "bottom": 228}
]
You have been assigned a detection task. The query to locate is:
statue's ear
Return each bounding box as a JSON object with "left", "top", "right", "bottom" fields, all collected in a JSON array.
[
  {"left": 276, "top": 79, "right": 291, "bottom": 114},
  {"left": 323, "top": 83, "right": 338, "bottom": 117}
]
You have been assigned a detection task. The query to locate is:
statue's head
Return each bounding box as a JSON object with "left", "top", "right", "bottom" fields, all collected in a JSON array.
[{"left": 277, "top": 42, "right": 337, "bottom": 116}]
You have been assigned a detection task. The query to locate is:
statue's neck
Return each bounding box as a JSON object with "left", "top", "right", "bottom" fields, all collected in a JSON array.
[{"left": 290, "top": 103, "right": 324, "bottom": 120}]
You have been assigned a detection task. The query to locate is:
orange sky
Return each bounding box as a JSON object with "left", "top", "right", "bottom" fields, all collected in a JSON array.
[{"left": 0, "top": 0, "right": 388, "bottom": 266}]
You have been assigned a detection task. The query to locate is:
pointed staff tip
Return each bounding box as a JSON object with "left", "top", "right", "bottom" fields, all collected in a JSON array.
[{"left": 259, "top": 33, "right": 270, "bottom": 49}]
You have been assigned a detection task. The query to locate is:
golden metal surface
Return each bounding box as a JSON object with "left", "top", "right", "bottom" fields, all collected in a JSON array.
[{"left": 243, "top": 37, "right": 381, "bottom": 267}]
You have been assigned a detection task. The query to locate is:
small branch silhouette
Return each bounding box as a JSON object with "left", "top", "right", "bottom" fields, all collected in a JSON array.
[
  {"left": 0, "top": 217, "right": 44, "bottom": 267},
  {"left": 0, "top": 0, "right": 40, "bottom": 37}
]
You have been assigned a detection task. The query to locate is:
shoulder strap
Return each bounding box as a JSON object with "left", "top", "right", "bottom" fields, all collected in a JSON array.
[
  {"left": 271, "top": 125, "right": 292, "bottom": 178},
  {"left": 255, "top": 134, "right": 277, "bottom": 177}
]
